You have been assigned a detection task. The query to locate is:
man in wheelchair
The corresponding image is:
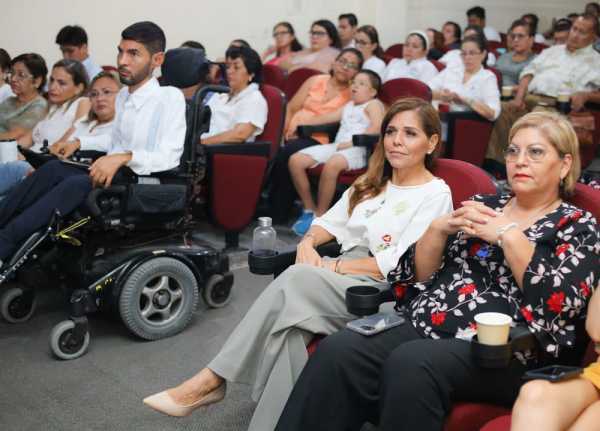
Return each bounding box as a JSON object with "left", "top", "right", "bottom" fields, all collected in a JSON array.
[{"left": 0, "top": 21, "right": 232, "bottom": 360}]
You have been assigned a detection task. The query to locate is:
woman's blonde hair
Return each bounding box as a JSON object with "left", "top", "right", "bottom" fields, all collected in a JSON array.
[
  {"left": 86, "top": 70, "right": 122, "bottom": 123},
  {"left": 508, "top": 111, "right": 580, "bottom": 197},
  {"left": 348, "top": 98, "right": 440, "bottom": 214}
]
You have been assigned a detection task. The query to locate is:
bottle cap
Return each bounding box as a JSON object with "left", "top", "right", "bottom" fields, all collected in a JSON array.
[{"left": 258, "top": 217, "right": 272, "bottom": 227}]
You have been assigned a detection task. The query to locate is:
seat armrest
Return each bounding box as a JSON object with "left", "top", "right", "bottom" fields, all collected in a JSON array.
[
  {"left": 297, "top": 123, "right": 340, "bottom": 142},
  {"left": 508, "top": 325, "right": 538, "bottom": 353},
  {"left": 352, "top": 134, "right": 379, "bottom": 158},
  {"left": 204, "top": 141, "right": 271, "bottom": 157}
]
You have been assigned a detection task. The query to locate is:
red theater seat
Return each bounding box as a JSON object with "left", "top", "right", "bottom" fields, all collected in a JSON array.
[
  {"left": 283, "top": 68, "right": 323, "bottom": 101},
  {"left": 262, "top": 64, "right": 286, "bottom": 92},
  {"left": 384, "top": 43, "right": 404, "bottom": 59},
  {"left": 380, "top": 78, "right": 432, "bottom": 107}
]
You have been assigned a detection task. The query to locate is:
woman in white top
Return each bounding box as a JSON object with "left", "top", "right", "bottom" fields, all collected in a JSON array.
[
  {"left": 19, "top": 59, "right": 90, "bottom": 152},
  {"left": 439, "top": 25, "right": 497, "bottom": 69},
  {"left": 428, "top": 35, "right": 500, "bottom": 122},
  {"left": 382, "top": 31, "right": 439, "bottom": 84},
  {"left": 289, "top": 70, "right": 385, "bottom": 235},
  {"left": 353, "top": 25, "right": 386, "bottom": 78},
  {"left": 50, "top": 71, "right": 121, "bottom": 158},
  {"left": 143, "top": 98, "right": 453, "bottom": 431},
  {"left": 200, "top": 46, "right": 267, "bottom": 145}
]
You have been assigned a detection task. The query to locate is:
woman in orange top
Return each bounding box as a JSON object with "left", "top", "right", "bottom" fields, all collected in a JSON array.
[{"left": 270, "top": 48, "right": 363, "bottom": 223}]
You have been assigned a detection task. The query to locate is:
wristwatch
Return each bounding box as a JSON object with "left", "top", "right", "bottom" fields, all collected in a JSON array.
[{"left": 496, "top": 222, "right": 518, "bottom": 247}]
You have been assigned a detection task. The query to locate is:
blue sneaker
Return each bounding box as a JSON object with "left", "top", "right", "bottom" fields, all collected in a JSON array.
[{"left": 292, "top": 211, "right": 314, "bottom": 236}]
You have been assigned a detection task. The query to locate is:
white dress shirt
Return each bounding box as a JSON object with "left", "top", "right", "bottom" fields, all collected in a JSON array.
[
  {"left": 428, "top": 66, "right": 501, "bottom": 120},
  {"left": 314, "top": 178, "right": 452, "bottom": 277},
  {"left": 484, "top": 26, "right": 501, "bottom": 42},
  {"left": 382, "top": 57, "right": 439, "bottom": 83},
  {"left": 363, "top": 56, "right": 386, "bottom": 78},
  {"left": 82, "top": 56, "right": 103, "bottom": 81},
  {"left": 70, "top": 118, "right": 114, "bottom": 152},
  {"left": 520, "top": 44, "right": 600, "bottom": 97},
  {"left": 109, "top": 78, "right": 186, "bottom": 175},
  {"left": 201, "top": 83, "right": 267, "bottom": 142}
]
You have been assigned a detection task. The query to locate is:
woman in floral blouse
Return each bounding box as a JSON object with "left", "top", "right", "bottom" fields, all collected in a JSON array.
[
  {"left": 143, "top": 99, "right": 453, "bottom": 431},
  {"left": 275, "top": 111, "right": 600, "bottom": 431}
]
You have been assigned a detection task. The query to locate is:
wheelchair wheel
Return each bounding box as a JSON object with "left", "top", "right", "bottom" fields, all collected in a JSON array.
[
  {"left": 119, "top": 257, "right": 198, "bottom": 340},
  {"left": 49, "top": 320, "right": 90, "bottom": 360},
  {"left": 202, "top": 274, "right": 233, "bottom": 308},
  {"left": 0, "top": 285, "right": 37, "bottom": 323}
]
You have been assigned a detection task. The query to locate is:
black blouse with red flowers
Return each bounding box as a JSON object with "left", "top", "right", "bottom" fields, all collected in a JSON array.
[{"left": 389, "top": 194, "right": 600, "bottom": 358}]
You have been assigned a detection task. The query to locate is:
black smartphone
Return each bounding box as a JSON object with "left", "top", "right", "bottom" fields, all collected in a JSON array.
[{"left": 523, "top": 365, "right": 583, "bottom": 382}]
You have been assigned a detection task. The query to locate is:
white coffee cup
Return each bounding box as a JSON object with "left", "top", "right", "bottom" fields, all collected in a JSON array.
[
  {"left": 474, "top": 312, "right": 512, "bottom": 345},
  {"left": 0, "top": 140, "right": 18, "bottom": 162},
  {"left": 557, "top": 92, "right": 571, "bottom": 103},
  {"left": 501, "top": 86, "right": 514, "bottom": 98}
]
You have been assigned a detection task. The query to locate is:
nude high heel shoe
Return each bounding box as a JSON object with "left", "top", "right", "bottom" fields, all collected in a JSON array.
[{"left": 143, "top": 382, "right": 226, "bottom": 417}]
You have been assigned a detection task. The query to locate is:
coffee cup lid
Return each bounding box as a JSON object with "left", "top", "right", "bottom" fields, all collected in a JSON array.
[{"left": 474, "top": 312, "right": 512, "bottom": 326}]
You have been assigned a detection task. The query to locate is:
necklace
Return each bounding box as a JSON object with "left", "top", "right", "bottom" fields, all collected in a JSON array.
[{"left": 503, "top": 197, "right": 562, "bottom": 230}]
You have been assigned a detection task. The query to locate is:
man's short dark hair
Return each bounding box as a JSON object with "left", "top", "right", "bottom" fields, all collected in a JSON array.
[
  {"left": 55, "top": 25, "right": 88, "bottom": 47},
  {"left": 181, "top": 40, "right": 206, "bottom": 54},
  {"left": 339, "top": 13, "right": 358, "bottom": 27},
  {"left": 581, "top": 12, "right": 600, "bottom": 36},
  {"left": 521, "top": 13, "right": 539, "bottom": 34},
  {"left": 511, "top": 19, "right": 535, "bottom": 37},
  {"left": 225, "top": 46, "right": 263, "bottom": 84},
  {"left": 121, "top": 21, "right": 166, "bottom": 54},
  {"left": 0, "top": 49, "right": 11, "bottom": 72},
  {"left": 467, "top": 6, "right": 486, "bottom": 20}
]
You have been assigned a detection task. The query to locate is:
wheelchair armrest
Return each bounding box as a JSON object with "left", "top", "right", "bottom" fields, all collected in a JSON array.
[
  {"left": 204, "top": 141, "right": 271, "bottom": 158},
  {"left": 71, "top": 150, "right": 106, "bottom": 163},
  {"left": 85, "top": 185, "right": 128, "bottom": 218},
  {"left": 297, "top": 123, "right": 340, "bottom": 142},
  {"left": 248, "top": 240, "right": 341, "bottom": 276}
]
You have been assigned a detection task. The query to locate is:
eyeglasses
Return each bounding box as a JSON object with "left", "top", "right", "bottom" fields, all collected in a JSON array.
[
  {"left": 89, "top": 89, "right": 118, "bottom": 99},
  {"left": 354, "top": 39, "right": 371, "bottom": 46},
  {"left": 273, "top": 31, "right": 290, "bottom": 38},
  {"left": 460, "top": 50, "right": 483, "bottom": 57},
  {"left": 503, "top": 145, "right": 562, "bottom": 162},
  {"left": 336, "top": 58, "right": 359, "bottom": 71},
  {"left": 508, "top": 33, "right": 528, "bottom": 40},
  {"left": 310, "top": 30, "right": 328, "bottom": 37},
  {"left": 8, "top": 71, "right": 33, "bottom": 81}
]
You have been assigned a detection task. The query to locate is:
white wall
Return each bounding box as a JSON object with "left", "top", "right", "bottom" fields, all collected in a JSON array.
[{"left": 0, "top": 0, "right": 588, "bottom": 69}]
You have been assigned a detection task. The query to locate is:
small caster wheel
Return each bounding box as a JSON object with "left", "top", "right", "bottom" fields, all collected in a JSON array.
[
  {"left": 0, "top": 285, "right": 37, "bottom": 323},
  {"left": 202, "top": 274, "right": 233, "bottom": 308},
  {"left": 49, "top": 320, "right": 90, "bottom": 360}
]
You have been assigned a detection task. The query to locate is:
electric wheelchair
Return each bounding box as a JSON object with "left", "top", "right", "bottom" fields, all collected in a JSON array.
[{"left": 0, "top": 87, "right": 234, "bottom": 360}]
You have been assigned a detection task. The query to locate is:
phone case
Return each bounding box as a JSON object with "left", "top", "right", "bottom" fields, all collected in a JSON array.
[
  {"left": 523, "top": 365, "right": 583, "bottom": 382},
  {"left": 346, "top": 312, "right": 405, "bottom": 336}
]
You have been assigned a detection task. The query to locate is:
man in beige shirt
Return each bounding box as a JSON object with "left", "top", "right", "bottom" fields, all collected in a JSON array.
[{"left": 487, "top": 14, "right": 600, "bottom": 163}]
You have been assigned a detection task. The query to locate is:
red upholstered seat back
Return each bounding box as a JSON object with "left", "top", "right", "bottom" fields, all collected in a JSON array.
[
  {"left": 569, "top": 183, "right": 600, "bottom": 222},
  {"left": 380, "top": 78, "right": 432, "bottom": 106},
  {"left": 430, "top": 59, "right": 446, "bottom": 72},
  {"left": 486, "top": 66, "right": 503, "bottom": 91},
  {"left": 283, "top": 68, "right": 323, "bottom": 101},
  {"left": 384, "top": 43, "right": 404, "bottom": 59},
  {"left": 532, "top": 42, "right": 549, "bottom": 54},
  {"left": 262, "top": 64, "right": 286, "bottom": 91},
  {"left": 447, "top": 116, "right": 495, "bottom": 166},
  {"left": 257, "top": 84, "right": 286, "bottom": 159},
  {"left": 431, "top": 159, "right": 496, "bottom": 209}
]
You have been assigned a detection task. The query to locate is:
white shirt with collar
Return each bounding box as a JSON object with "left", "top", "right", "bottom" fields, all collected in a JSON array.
[
  {"left": 484, "top": 26, "right": 501, "bottom": 42},
  {"left": 201, "top": 83, "right": 267, "bottom": 142},
  {"left": 82, "top": 56, "right": 103, "bottom": 81},
  {"left": 428, "top": 66, "right": 501, "bottom": 120},
  {"left": 382, "top": 57, "right": 439, "bottom": 83},
  {"left": 520, "top": 44, "right": 600, "bottom": 97},
  {"left": 70, "top": 117, "right": 114, "bottom": 152},
  {"left": 109, "top": 77, "right": 186, "bottom": 175}
]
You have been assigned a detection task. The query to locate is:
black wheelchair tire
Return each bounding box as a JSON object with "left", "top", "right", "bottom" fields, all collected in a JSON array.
[
  {"left": 0, "top": 285, "right": 37, "bottom": 323},
  {"left": 202, "top": 274, "right": 233, "bottom": 308}
]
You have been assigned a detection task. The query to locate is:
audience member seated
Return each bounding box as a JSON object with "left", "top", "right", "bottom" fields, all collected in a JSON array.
[
  {"left": 199, "top": 46, "right": 267, "bottom": 146},
  {"left": 439, "top": 25, "right": 497, "bottom": 68},
  {"left": 551, "top": 18, "right": 573, "bottom": 45},
  {"left": 338, "top": 13, "right": 358, "bottom": 49},
  {"left": 180, "top": 40, "right": 206, "bottom": 54},
  {"left": 275, "top": 111, "right": 599, "bottom": 431},
  {"left": 442, "top": 21, "right": 462, "bottom": 51},
  {"left": 270, "top": 48, "right": 362, "bottom": 223},
  {"left": 496, "top": 19, "right": 536, "bottom": 87},
  {"left": 467, "top": 5, "right": 501, "bottom": 42},
  {"left": 261, "top": 22, "right": 303, "bottom": 67},
  {"left": 289, "top": 70, "right": 385, "bottom": 235},
  {"left": 521, "top": 13, "right": 547, "bottom": 44},
  {"left": 161, "top": 47, "right": 211, "bottom": 101},
  {"left": 0, "top": 53, "right": 48, "bottom": 142},
  {"left": 279, "top": 19, "right": 341, "bottom": 73},
  {"left": 49, "top": 71, "right": 121, "bottom": 158},
  {"left": 382, "top": 31, "right": 439, "bottom": 83},
  {"left": 55, "top": 25, "right": 102, "bottom": 81},
  {"left": 586, "top": 2, "right": 600, "bottom": 17},
  {"left": 0, "top": 59, "right": 89, "bottom": 196},
  {"left": 0, "top": 49, "right": 13, "bottom": 104},
  {"left": 353, "top": 25, "right": 385, "bottom": 78},
  {"left": 429, "top": 35, "right": 500, "bottom": 123},
  {"left": 0, "top": 20, "right": 186, "bottom": 269},
  {"left": 511, "top": 287, "right": 600, "bottom": 431},
  {"left": 487, "top": 14, "right": 600, "bottom": 165},
  {"left": 143, "top": 98, "right": 453, "bottom": 431},
  {"left": 426, "top": 28, "right": 445, "bottom": 60}
]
